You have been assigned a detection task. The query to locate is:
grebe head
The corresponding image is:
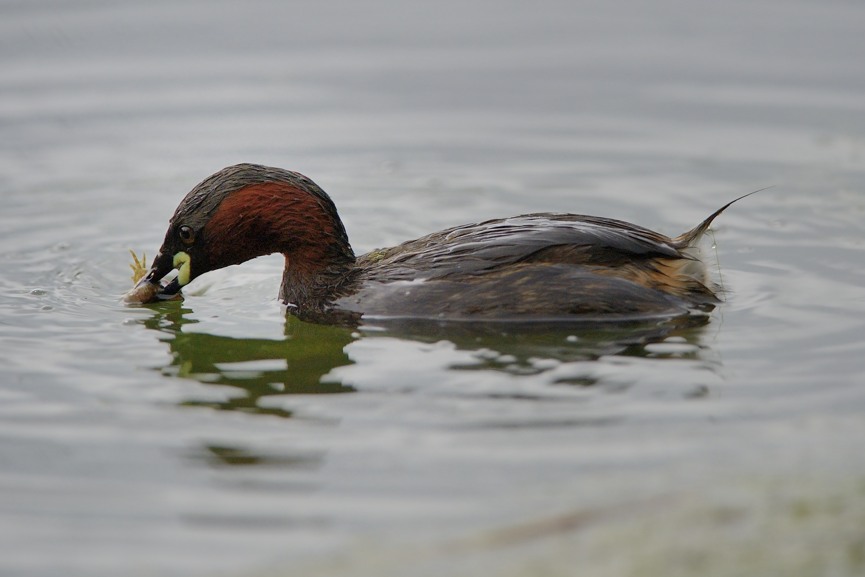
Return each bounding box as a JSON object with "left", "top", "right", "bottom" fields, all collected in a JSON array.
[{"left": 127, "top": 163, "right": 354, "bottom": 302}]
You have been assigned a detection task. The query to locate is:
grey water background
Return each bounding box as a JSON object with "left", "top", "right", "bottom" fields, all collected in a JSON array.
[{"left": 2, "top": 1, "right": 865, "bottom": 575}]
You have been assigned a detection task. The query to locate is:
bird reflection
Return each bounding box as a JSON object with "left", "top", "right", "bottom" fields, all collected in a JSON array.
[
  {"left": 138, "top": 303, "right": 714, "bottom": 420},
  {"left": 360, "top": 315, "right": 713, "bottom": 382},
  {"left": 139, "top": 303, "right": 356, "bottom": 418}
]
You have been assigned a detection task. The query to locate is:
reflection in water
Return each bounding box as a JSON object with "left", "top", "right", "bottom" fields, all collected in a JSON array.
[
  {"left": 135, "top": 304, "right": 718, "bottom": 469},
  {"left": 361, "top": 315, "right": 714, "bottom": 388},
  {"left": 192, "top": 444, "right": 323, "bottom": 469},
  {"left": 138, "top": 303, "right": 716, "bottom": 418},
  {"left": 139, "top": 304, "right": 356, "bottom": 418}
]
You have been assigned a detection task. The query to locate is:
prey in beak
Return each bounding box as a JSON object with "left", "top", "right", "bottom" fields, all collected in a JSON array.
[{"left": 123, "top": 250, "right": 191, "bottom": 304}]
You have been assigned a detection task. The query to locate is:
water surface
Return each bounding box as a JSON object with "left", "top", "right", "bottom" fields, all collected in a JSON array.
[{"left": 2, "top": 1, "right": 865, "bottom": 576}]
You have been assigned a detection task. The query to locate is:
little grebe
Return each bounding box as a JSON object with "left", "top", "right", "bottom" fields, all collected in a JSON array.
[{"left": 124, "top": 163, "right": 754, "bottom": 324}]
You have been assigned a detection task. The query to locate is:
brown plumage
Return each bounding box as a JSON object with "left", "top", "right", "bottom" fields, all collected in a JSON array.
[{"left": 124, "top": 163, "right": 756, "bottom": 324}]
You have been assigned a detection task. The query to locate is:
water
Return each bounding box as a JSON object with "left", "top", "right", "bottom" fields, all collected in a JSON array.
[{"left": 2, "top": 1, "right": 865, "bottom": 576}]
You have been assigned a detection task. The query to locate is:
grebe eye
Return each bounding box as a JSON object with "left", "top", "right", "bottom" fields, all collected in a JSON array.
[{"left": 178, "top": 225, "right": 196, "bottom": 245}]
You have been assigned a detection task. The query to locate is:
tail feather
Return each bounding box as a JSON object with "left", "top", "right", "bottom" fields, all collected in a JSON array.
[{"left": 673, "top": 187, "right": 770, "bottom": 248}]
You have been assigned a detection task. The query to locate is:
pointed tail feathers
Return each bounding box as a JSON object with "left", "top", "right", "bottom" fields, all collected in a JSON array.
[{"left": 673, "top": 187, "right": 770, "bottom": 248}]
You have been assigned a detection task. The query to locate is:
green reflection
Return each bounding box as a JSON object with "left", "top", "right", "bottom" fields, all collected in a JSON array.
[
  {"left": 138, "top": 301, "right": 713, "bottom": 419},
  {"left": 193, "top": 444, "right": 323, "bottom": 468},
  {"left": 139, "top": 303, "right": 356, "bottom": 417}
]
